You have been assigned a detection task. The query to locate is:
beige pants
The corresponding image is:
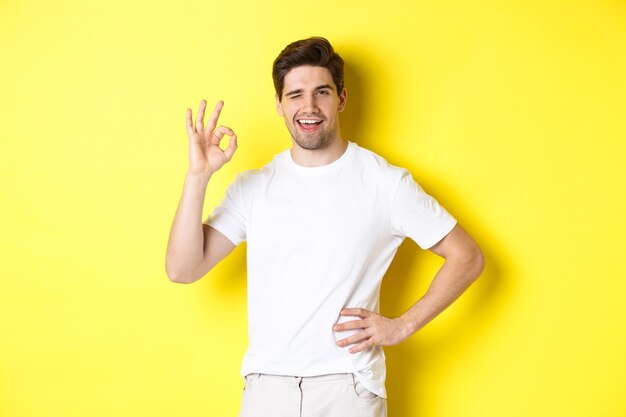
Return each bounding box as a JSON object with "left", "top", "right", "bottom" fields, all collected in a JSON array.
[{"left": 238, "top": 373, "right": 387, "bottom": 417}]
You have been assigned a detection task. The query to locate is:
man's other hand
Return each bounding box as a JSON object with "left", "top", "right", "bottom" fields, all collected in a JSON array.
[{"left": 333, "top": 308, "right": 412, "bottom": 354}]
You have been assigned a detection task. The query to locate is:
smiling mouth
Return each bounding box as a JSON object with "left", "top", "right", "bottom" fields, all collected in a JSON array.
[
  {"left": 297, "top": 119, "right": 323, "bottom": 126},
  {"left": 296, "top": 118, "right": 324, "bottom": 132}
]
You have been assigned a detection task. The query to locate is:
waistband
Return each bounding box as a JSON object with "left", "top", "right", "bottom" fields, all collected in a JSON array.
[{"left": 244, "top": 373, "right": 356, "bottom": 386}]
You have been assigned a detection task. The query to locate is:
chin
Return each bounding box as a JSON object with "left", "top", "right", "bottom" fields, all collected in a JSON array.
[
  {"left": 293, "top": 134, "right": 332, "bottom": 151},
  {"left": 296, "top": 141, "right": 327, "bottom": 150}
]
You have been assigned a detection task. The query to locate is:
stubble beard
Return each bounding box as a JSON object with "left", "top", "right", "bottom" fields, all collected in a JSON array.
[{"left": 288, "top": 121, "right": 335, "bottom": 151}]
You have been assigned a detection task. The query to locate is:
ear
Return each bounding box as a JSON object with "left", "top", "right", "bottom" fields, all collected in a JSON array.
[
  {"left": 337, "top": 87, "right": 347, "bottom": 112},
  {"left": 275, "top": 94, "right": 284, "bottom": 117}
]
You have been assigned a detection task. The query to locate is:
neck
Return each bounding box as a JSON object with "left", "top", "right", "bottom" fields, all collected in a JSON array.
[{"left": 290, "top": 137, "right": 349, "bottom": 168}]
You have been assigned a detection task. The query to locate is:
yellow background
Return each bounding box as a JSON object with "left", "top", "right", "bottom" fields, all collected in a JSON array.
[{"left": 2, "top": 0, "right": 625, "bottom": 416}]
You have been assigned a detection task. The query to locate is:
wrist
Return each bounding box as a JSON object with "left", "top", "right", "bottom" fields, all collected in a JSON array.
[
  {"left": 397, "top": 314, "right": 418, "bottom": 339},
  {"left": 186, "top": 171, "right": 212, "bottom": 183}
]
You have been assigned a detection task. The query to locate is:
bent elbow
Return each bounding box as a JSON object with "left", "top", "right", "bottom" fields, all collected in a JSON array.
[
  {"left": 470, "top": 246, "right": 485, "bottom": 281},
  {"left": 165, "top": 261, "right": 210, "bottom": 284},
  {"left": 165, "top": 262, "right": 195, "bottom": 284},
  {"left": 166, "top": 268, "right": 186, "bottom": 284}
]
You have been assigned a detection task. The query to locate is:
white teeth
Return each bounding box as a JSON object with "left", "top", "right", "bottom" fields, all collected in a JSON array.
[{"left": 298, "top": 120, "right": 321, "bottom": 124}]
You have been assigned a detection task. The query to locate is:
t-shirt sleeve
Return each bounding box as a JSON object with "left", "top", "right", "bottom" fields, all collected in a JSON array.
[
  {"left": 390, "top": 170, "right": 457, "bottom": 249},
  {"left": 203, "top": 174, "right": 247, "bottom": 246}
]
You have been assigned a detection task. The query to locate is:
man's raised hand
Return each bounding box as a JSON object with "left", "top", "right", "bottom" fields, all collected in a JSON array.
[{"left": 185, "top": 99, "right": 238, "bottom": 176}]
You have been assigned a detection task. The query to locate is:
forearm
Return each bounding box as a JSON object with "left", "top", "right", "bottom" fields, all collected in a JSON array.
[
  {"left": 165, "top": 172, "right": 212, "bottom": 282},
  {"left": 399, "top": 251, "right": 485, "bottom": 337}
]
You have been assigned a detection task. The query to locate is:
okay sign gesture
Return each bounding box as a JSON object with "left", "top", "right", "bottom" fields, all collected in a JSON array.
[{"left": 185, "top": 99, "right": 238, "bottom": 176}]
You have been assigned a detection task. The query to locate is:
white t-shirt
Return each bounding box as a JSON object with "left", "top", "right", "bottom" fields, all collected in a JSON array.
[{"left": 204, "top": 141, "right": 457, "bottom": 398}]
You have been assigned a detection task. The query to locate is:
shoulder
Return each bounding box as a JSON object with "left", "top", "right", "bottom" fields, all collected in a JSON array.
[
  {"left": 351, "top": 142, "right": 410, "bottom": 184},
  {"left": 229, "top": 152, "right": 282, "bottom": 190}
]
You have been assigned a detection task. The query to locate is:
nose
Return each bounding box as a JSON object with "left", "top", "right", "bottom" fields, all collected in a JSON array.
[{"left": 301, "top": 93, "right": 320, "bottom": 114}]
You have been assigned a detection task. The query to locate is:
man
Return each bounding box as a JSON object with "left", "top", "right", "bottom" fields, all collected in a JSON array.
[{"left": 165, "top": 37, "right": 484, "bottom": 417}]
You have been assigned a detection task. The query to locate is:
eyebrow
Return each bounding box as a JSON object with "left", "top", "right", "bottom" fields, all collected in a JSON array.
[{"left": 285, "top": 84, "right": 334, "bottom": 97}]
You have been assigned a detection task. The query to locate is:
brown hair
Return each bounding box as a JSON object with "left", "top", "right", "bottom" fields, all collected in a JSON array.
[{"left": 272, "top": 37, "right": 344, "bottom": 101}]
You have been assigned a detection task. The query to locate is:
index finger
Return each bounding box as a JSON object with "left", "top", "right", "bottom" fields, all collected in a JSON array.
[
  {"left": 205, "top": 100, "right": 224, "bottom": 133},
  {"left": 340, "top": 308, "right": 371, "bottom": 318}
]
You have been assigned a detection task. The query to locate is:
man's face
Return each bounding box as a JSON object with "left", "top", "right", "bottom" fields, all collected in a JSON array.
[{"left": 276, "top": 65, "right": 347, "bottom": 151}]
